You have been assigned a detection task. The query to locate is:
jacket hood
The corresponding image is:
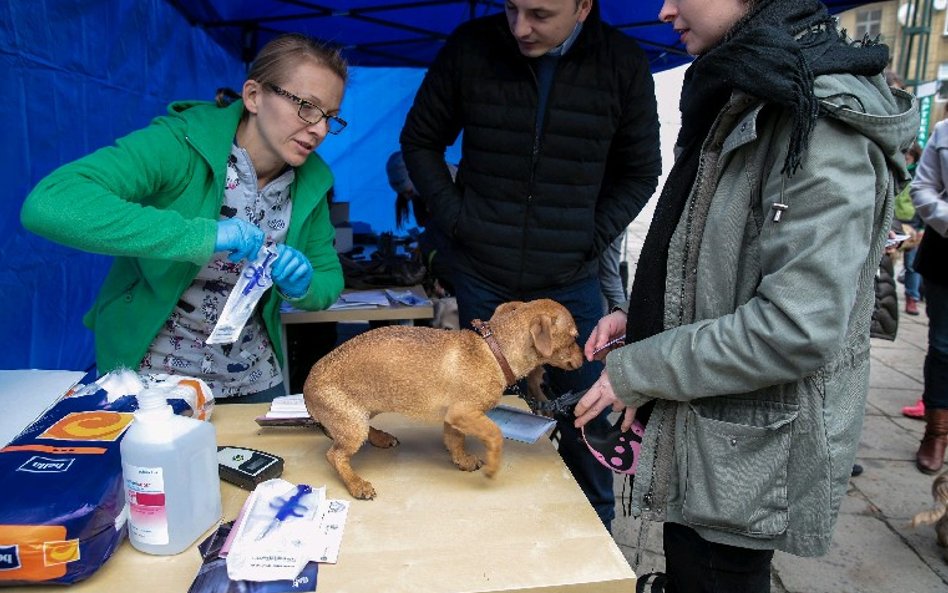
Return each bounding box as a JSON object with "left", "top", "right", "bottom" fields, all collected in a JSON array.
[
  {"left": 166, "top": 100, "right": 245, "bottom": 171},
  {"left": 815, "top": 73, "right": 919, "bottom": 179}
]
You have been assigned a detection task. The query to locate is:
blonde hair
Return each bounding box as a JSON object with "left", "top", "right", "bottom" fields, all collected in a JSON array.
[
  {"left": 248, "top": 33, "right": 348, "bottom": 87},
  {"left": 216, "top": 33, "right": 348, "bottom": 107}
]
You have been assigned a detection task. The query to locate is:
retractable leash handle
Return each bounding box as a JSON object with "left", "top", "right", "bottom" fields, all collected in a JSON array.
[{"left": 582, "top": 415, "right": 645, "bottom": 476}]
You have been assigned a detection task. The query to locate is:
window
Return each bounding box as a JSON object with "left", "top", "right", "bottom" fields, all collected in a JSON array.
[
  {"left": 938, "top": 63, "right": 948, "bottom": 100},
  {"left": 855, "top": 8, "right": 882, "bottom": 39}
]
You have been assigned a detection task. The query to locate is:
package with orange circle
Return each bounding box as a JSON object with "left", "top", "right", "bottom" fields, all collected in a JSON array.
[{"left": 0, "top": 378, "right": 138, "bottom": 586}]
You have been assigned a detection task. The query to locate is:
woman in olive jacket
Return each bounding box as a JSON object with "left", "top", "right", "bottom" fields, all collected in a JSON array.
[{"left": 573, "top": 0, "right": 918, "bottom": 590}]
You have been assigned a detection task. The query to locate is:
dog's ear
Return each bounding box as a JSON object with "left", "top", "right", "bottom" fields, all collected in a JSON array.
[
  {"left": 493, "top": 301, "right": 524, "bottom": 319},
  {"left": 530, "top": 314, "right": 554, "bottom": 358}
]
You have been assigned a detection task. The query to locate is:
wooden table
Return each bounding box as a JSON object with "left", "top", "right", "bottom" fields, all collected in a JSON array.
[
  {"left": 32, "top": 400, "right": 636, "bottom": 592},
  {"left": 279, "top": 284, "right": 434, "bottom": 391}
]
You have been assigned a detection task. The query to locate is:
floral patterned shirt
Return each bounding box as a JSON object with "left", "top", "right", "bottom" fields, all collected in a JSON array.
[{"left": 140, "top": 143, "right": 293, "bottom": 398}]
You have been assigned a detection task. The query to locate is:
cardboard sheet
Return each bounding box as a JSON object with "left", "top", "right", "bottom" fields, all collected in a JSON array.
[{"left": 0, "top": 370, "right": 86, "bottom": 447}]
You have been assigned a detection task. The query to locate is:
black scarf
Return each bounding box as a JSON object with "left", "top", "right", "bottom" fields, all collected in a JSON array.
[{"left": 625, "top": 0, "right": 888, "bottom": 345}]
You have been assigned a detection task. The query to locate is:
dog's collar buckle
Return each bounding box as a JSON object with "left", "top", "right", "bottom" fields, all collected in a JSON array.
[{"left": 471, "top": 319, "right": 518, "bottom": 387}]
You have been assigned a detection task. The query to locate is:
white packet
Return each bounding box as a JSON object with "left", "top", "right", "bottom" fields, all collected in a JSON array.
[
  {"left": 226, "top": 479, "right": 324, "bottom": 582},
  {"left": 207, "top": 244, "right": 278, "bottom": 344}
]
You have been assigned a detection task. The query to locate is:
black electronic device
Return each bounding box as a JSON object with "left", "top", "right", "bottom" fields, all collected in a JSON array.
[{"left": 217, "top": 446, "right": 284, "bottom": 490}]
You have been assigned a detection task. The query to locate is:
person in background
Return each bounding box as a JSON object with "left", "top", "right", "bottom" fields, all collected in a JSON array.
[
  {"left": 909, "top": 117, "right": 948, "bottom": 473},
  {"left": 20, "top": 33, "right": 348, "bottom": 403},
  {"left": 574, "top": 0, "right": 916, "bottom": 590},
  {"left": 898, "top": 142, "right": 929, "bottom": 420},
  {"left": 883, "top": 72, "right": 925, "bottom": 318},
  {"left": 400, "top": 0, "right": 661, "bottom": 530},
  {"left": 386, "top": 150, "right": 458, "bottom": 295},
  {"left": 598, "top": 235, "right": 626, "bottom": 312},
  {"left": 899, "top": 143, "right": 925, "bottom": 317}
]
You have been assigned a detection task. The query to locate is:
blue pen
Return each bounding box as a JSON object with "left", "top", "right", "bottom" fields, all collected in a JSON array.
[{"left": 257, "top": 484, "right": 313, "bottom": 540}]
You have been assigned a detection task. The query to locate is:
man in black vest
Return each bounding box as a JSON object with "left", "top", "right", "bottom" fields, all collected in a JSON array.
[{"left": 400, "top": 0, "right": 661, "bottom": 529}]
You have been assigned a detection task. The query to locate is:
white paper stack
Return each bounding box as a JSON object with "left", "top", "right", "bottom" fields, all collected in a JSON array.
[{"left": 255, "top": 394, "right": 316, "bottom": 427}]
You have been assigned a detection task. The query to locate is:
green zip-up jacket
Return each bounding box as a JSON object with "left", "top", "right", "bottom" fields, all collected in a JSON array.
[{"left": 21, "top": 100, "right": 343, "bottom": 372}]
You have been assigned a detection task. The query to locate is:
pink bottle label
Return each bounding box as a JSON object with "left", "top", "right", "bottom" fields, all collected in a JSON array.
[{"left": 124, "top": 465, "right": 169, "bottom": 545}]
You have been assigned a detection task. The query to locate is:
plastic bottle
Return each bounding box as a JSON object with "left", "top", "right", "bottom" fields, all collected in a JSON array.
[{"left": 120, "top": 389, "right": 222, "bottom": 555}]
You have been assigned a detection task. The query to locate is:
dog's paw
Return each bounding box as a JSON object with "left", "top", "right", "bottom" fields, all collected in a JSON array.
[
  {"left": 453, "top": 453, "right": 483, "bottom": 472},
  {"left": 348, "top": 479, "right": 377, "bottom": 500},
  {"left": 483, "top": 463, "right": 499, "bottom": 478},
  {"left": 368, "top": 427, "right": 399, "bottom": 448}
]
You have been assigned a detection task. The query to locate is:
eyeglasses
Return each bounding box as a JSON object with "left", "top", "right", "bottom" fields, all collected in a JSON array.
[{"left": 264, "top": 82, "right": 347, "bottom": 135}]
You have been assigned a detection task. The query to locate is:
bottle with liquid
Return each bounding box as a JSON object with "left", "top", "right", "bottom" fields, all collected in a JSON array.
[{"left": 120, "top": 389, "right": 222, "bottom": 555}]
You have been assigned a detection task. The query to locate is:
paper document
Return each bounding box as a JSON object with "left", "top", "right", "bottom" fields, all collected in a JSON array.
[
  {"left": 486, "top": 405, "right": 557, "bottom": 444},
  {"left": 384, "top": 288, "right": 431, "bottom": 307},
  {"left": 255, "top": 394, "right": 316, "bottom": 427},
  {"left": 328, "top": 290, "right": 391, "bottom": 310}
]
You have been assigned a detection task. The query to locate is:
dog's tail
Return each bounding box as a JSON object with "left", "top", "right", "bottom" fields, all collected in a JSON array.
[
  {"left": 911, "top": 472, "right": 948, "bottom": 528},
  {"left": 912, "top": 505, "right": 947, "bottom": 528}
]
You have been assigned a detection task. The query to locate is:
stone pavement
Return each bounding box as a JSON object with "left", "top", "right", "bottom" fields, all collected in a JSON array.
[{"left": 611, "top": 217, "right": 948, "bottom": 591}]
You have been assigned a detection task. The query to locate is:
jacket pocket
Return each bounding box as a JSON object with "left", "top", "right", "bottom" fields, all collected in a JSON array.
[
  {"left": 96, "top": 277, "right": 141, "bottom": 314},
  {"left": 449, "top": 185, "right": 471, "bottom": 244},
  {"left": 681, "top": 400, "right": 798, "bottom": 538}
]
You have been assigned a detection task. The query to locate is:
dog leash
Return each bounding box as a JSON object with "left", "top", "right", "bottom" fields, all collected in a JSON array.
[
  {"left": 535, "top": 388, "right": 588, "bottom": 420},
  {"left": 471, "top": 319, "right": 518, "bottom": 387},
  {"left": 592, "top": 334, "right": 626, "bottom": 356}
]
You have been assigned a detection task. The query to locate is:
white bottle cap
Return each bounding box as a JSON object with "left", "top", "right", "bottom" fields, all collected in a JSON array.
[{"left": 135, "top": 387, "right": 173, "bottom": 418}]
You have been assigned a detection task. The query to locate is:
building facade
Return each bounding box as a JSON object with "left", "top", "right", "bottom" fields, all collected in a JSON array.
[{"left": 838, "top": 0, "right": 947, "bottom": 134}]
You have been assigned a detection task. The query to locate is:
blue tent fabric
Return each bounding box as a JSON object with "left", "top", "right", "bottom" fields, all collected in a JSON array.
[
  {"left": 169, "top": 0, "right": 878, "bottom": 70},
  {"left": 3, "top": 0, "right": 879, "bottom": 371},
  {"left": 2, "top": 0, "right": 245, "bottom": 370}
]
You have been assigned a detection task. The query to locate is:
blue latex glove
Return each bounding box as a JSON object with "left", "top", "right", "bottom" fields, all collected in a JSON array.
[
  {"left": 215, "top": 219, "right": 265, "bottom": 263},
  {"left": 271, "top": 244, "right": 313, "bottom": 299}
]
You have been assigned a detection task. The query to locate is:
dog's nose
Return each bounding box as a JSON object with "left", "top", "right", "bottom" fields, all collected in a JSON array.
[{"left": 570, "top": 347, "right": 583, "bottom": 369}]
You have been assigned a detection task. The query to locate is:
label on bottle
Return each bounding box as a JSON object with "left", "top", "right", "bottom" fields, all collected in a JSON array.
[{"left": 124, "top": 464, "right": 169, "bottom": 545}]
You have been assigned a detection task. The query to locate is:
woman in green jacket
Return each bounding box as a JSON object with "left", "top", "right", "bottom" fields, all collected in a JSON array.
[
  {"left": 20, "top": 33, "right": 347, "bottom": 402},
  {"left": 573, "top": 0, "right": 917, "bottom": 591}
]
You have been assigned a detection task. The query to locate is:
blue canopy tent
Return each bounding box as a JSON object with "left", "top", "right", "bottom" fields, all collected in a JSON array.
[
  {"left": 168, "top": 0, "right": 877, "bottom": 68},
  {"left": 2, "top": 0, "right": 880, "bottom": 371}
]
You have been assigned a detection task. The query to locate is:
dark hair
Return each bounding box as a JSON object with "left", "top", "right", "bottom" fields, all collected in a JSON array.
[
  {"left": 215, "top": 87, "right": 241, "bottom": 108},
  {"left": 215, "top": 33, "right": 348, "bottom": 108},
  {"left": 905, "top": 141, "right": 922, "bottom": 163},
  {"left": 395, "top": 193, "right": 412, "bottom": 229}
]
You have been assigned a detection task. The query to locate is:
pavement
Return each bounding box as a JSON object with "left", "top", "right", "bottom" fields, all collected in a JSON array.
[{"left": 610, "top": 214, "right": 948, "bottom": 592}]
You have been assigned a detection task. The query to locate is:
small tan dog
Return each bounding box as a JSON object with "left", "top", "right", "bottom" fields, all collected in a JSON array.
[
  {"left": 912, "top": 471, "right": 948, "bottom": 560},
  {"left": 302, "top": 299, "right": 584, "bottom": 500}
]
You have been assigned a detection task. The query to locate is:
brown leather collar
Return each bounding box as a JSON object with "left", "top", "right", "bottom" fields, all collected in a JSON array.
[{"left": 471, "top": 319, "right": 517, "bottom": 387}]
